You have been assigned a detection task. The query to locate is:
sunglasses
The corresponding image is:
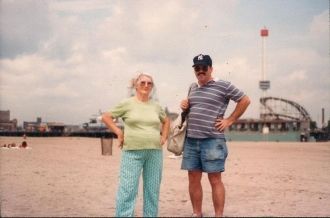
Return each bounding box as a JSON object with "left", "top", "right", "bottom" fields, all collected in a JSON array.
[
  {"left": 139, "top": 81, "right": 153, "bottom": 87},
  {"left": 194, "top": 65, "right": 208, "bottom": 72}
]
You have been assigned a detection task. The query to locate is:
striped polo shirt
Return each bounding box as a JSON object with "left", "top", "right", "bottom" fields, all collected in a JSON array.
[{"left": 187, "top": 79, "right": 245, "bottom": 139}]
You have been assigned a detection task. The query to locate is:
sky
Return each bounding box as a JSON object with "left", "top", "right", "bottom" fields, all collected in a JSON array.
[{"left": 0, "top": 0, "right": 329, "bottom": 126}]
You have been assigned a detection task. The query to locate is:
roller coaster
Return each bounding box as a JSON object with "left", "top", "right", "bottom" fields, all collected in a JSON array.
[
  {"left": 228, "top": 96, "right": 329, "bottom": 141},
  {"left": 260, "top": 97, "right": 311, "bottom": 121}
]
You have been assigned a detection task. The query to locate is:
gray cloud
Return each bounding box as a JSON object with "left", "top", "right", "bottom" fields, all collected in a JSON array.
[{"left": 0, "top": 0, "right": 52, "bottom": 58}]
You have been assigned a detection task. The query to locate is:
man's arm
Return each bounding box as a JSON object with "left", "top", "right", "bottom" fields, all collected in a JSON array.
[{"left": 215, "top": 95, "right": 251, "bottom": 131}]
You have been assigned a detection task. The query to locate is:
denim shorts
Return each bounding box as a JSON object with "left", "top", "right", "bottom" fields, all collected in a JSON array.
[{"left": 181, "top": 137, "right": 228, "bottom": 173}]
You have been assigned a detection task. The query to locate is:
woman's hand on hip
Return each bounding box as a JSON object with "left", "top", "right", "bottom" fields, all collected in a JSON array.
[
  {"left": 116, "top": 131, "right": 124, "bottom": 148},
  {"left": 160, "top": 136, "right": 167, "bottom": 146}
]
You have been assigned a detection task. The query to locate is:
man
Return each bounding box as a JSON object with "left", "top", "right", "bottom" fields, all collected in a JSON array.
[{"left": 180, "top": 54, "right": 250, "bottom": 217}]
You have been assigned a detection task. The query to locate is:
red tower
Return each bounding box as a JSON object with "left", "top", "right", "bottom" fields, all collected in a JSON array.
[
  {"left": 259, "top": 27, "right": 270, "bottom": 92},
  {"left": 260, "top": 28, "right": 269, "bottom": 37}
]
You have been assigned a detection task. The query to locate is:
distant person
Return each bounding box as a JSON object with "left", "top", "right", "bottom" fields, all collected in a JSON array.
[
  {"left": 180, "top": 54, "right": 250, "bottom": 217},
  {"left": 21, "top": 141, "right": 28, "bottom": 148},
  {"left": 102, "top": 72, "right": 170, "bottom": 217}
]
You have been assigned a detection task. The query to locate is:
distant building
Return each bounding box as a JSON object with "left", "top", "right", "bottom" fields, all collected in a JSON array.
[
  {"left": 23, "top": 117, "right": 65, "bottom": 134},
  {"left": 23, "top": 117, "right": 43, "bottom": 132},
  {"left": 47, "top": 122, "right": 65, "bottom": 133},
  {"left": 0, "top": 110, "right": 17, "bottom": 131},
  {"left": 0, "top": 110, "right": 10, "bottom": 122},
  {"left": 65, "top": 125, "right": 82, "bottom": 133}
]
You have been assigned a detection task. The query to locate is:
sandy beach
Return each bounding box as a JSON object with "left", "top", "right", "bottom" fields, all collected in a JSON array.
[{"left": 1, "top": 137, "right": 330, "bottom": 217}]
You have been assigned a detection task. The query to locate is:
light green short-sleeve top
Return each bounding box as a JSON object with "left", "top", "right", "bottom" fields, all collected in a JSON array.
[{"left": 110, "top": 97, "right": 166, "bottom": 150}]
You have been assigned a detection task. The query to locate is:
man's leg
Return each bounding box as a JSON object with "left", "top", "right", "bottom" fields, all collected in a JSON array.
[
  {"left": 188, "top": 170, "right": 203, "bottom": 216},
  {"left": 208, "top": 172, "right": 225, "bottom": 217},
  {"left": 182, "top": 138, "right": 203, "bottom": 216}
]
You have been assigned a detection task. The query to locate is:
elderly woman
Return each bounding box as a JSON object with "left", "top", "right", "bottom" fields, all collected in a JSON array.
[{"left": 102, "top": 73, "right": 170, "bottom": 217}]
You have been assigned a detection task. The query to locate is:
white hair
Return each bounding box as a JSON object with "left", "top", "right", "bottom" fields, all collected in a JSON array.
[{"left": 128, "top": 72, "right": 158, "bottom": 101}]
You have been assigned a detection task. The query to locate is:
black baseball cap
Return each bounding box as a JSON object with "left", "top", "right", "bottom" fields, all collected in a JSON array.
[{"left": 192, "top": 54, "right": 212, "bottom": 67}]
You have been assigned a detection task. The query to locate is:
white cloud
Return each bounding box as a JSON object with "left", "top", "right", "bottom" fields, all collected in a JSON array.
[
  {"left": 309, "top": 10, "right": 328, "bottom": 39},
  {"left": 50, "top": 0, "right": 112, "bottom": 13}
]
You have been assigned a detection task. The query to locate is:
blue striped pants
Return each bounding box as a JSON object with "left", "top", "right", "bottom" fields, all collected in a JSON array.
[{"left": 115, "top": 149, "right": 163, "bottom": 217}]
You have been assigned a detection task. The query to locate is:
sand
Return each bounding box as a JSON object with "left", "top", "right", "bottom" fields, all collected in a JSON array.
[{"left": 1, "top": 137, "right": 330, "bottom": 217}]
